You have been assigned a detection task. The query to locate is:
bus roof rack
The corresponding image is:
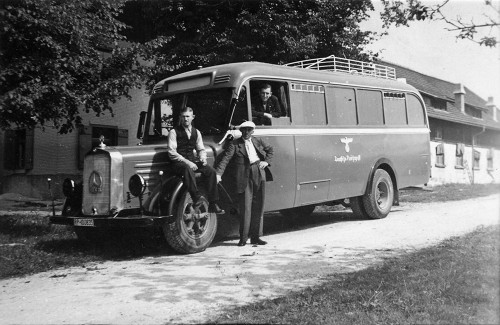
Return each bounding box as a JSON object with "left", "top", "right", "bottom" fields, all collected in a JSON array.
[{"left": 283, "top": 55, "right": 396, "bottom": 80}]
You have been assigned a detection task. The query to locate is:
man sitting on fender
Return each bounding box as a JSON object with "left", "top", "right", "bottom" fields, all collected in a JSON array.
[{"left": 167, "top": 106, "right": 224, "bottom": 214}]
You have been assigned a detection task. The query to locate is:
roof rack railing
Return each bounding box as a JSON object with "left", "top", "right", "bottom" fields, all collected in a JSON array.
[{"left": 283, "top": 55, "right": 396, "bottom": 80}]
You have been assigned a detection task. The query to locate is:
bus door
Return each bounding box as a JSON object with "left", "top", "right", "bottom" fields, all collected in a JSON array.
[
  {"left": 289, "top": 83, "right": 334, "bottom": 206},
  {"left": 236, "top": 80, "right": 297, "bottom": 212}
]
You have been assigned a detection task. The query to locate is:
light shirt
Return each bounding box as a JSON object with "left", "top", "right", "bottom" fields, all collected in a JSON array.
[
  {"left": 244, "top": 138, "right": 260, "bottom": 164},
  {"left": 167, "top": 127, "right": 207, "bottom": 163}
]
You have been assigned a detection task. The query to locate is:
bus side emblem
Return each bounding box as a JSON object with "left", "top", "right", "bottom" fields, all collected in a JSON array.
[{"left": 341, "top": 137, "right": 353, "bottom": 153}]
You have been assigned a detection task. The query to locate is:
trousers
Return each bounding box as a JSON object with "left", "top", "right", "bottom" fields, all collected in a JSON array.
[
  {"left": 238, "top": 163, "right": 265, "bottom": 241},
  {"left": 171, "top": 161, "right": 219, "bottom": 202}
]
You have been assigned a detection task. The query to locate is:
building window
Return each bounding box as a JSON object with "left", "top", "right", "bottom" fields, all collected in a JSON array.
[
  {"left": 433, "top": 126, "right": 443, "bottom": 140},
  {"left": 465, "top": 105, "right": 482, "bottom": 119},
  {"left": 455, "top": 143, "right": 464, "bottom": 168},
  {"left": 487, "top": 148, "right": 494, "bottom": 171},
  {"left": 435, "top": 143, "right": 445, "bottom": 168},
  {"left": 3, "top": 128, "right": 34, "bottom": 170},
  {"left": 473, "top": 150, "right": 481, "bottom": 170},
  {"left": 430, "top": 97, "right": 447, "bottom": 110}
]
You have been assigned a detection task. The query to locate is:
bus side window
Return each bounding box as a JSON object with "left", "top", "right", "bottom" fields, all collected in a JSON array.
[
  {"left": 289, "top": 83, "right": 326, "bottom": 125},
  {"left": 326, "top": 87, "right": 357, "bottom": 126},
  {"left": 383, "top": 92, "right": 407, "bottom": 126},
  {"left": 357, "top": 89, "right": 384, "bottom": 125},
  {"left": 406, "top": 94, "right": 426, "bottom": 126}
]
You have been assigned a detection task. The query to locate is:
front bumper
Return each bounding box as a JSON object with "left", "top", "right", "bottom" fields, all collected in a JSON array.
[{"left": 49, "top": 213, "right": 173, "bottom": 228}]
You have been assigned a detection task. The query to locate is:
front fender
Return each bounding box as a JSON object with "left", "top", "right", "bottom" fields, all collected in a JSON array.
[{"left": 142, "top": 175, "right": 185, "bottom": 216}]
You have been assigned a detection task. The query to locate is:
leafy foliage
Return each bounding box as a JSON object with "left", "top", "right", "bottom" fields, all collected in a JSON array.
[
  {"left": 380, "top": 0, "right": 498, "bottom": 47},
  {"left": 0, "top": 0, "right": 148, "bottom": 133},
  {"left": 120, "top": 0, "right": 377, "bottom": 89}
]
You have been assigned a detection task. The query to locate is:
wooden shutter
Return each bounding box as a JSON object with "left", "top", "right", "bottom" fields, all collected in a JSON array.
[
  {"left": 3, "top": 130, "right": 16, "bottom": 169},
  {"left": 117, "top": 128, "right": 128, "bottom": 146},
  {"left": 24, "top": 128, "right": 34, "bottom": 170}
]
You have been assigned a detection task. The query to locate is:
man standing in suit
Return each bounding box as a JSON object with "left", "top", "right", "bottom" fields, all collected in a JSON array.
[
  {"left": 251, "top": 83, "right": 282, "bottom": 125},
  {"left": 215, "top": 121, "right": 274, "bottom": 246},
  {"left": 167, "top": 106, "right": 224, "bottom": 214}
]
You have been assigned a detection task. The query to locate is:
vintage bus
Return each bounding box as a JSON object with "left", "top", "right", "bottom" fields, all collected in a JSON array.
[{"left": 50, "top": 56, "right": 431, "bottom": 254}]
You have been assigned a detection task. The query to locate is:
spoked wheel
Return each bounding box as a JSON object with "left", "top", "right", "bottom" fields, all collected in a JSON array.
[
  {"left": 163, "top": 191, "right": 217, "bottom": 254},
  {"left": 362, "top": 169, "right": 394, "bottom": 219}
]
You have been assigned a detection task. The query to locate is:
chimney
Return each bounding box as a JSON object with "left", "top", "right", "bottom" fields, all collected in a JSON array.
[
  {"left": 454, "top": 83, "right": 466, "bottom": 113},
  {"left": 486, "top": 96, "right": 497, "bottom": 122}
]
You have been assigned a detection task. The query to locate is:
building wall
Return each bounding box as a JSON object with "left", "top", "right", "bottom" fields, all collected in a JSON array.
[
  {"left": 428, "top": 140, "right": 500, "bottom": 186},
  {"left": 1, "top": 87, "right": 149, "bottom": 199}
]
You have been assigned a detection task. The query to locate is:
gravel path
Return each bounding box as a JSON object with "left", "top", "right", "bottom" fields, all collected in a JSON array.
[{"left": 0, "top": 195, "right": 498, "bottom": 324}]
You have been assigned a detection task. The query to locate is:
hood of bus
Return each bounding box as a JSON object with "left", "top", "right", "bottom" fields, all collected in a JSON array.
[{"left": 81, "top": 140, "right": 220, "bottom": 216}]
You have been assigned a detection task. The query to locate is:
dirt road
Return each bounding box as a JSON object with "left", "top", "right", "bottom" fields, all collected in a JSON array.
[{"left": 1, "top": 195, "right": 498, "bottom": 324}]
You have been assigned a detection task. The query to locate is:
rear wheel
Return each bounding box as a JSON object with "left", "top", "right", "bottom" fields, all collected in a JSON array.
[
  {"left": 279, "top": 205, "right": 316, "bottom": 219},
  {"left": 163, "top": 191, "right": 217, "bottom": 254},
  {"left": 362, "top": 169, "right": 394, "bottom": 219}
]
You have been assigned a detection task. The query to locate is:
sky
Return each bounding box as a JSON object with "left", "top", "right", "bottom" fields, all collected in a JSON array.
[{"left": 361, "top": 0, "right": 500, "bottom": 105}]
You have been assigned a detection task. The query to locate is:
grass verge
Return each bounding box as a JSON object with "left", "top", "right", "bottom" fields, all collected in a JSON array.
[
  {"left": 0, "top": 216, "right": 172, "bottom": 279},
  {"left": 210, "top": 225, "right": 500, "bottom": 324}
]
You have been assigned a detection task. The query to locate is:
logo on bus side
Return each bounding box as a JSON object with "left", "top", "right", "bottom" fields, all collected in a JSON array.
[
  {"left": 335, "top": 137, "right": 361, "bottom": 163},
  {"left": 340, "top": 137, "right": 353, "bottom": 152}
]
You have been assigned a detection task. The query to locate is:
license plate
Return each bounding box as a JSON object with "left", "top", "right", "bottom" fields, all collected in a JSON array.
[{"left": 74, "top": 218, "right": 95, "bottom": 227}]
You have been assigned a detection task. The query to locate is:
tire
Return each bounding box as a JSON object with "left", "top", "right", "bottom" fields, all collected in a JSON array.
[
  {"left": 163, "top": 191, "right": 217, "bottom": 254},
  {"left": 349, "top": 196, "right": 368, "bottom": 218},
  {"left": 279, "top": 205, "right": 316, "bottom": 219},
  {"left": 362, "top": 169, "right": 394, "bottom": 219}
]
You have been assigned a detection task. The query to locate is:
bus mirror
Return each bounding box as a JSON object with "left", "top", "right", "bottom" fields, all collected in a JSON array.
[{"left": 137, "top": 111, "right": 147, "bottom": 139}]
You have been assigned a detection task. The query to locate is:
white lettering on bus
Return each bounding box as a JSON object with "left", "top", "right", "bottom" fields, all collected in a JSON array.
[{"left": 334, "top": 155, "right": 361, "bottom": 163}]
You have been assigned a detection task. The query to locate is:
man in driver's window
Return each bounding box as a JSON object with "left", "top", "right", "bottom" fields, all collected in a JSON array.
[
  {"left": 251, "top": 83, "right": 282, "bottom": 125},
  {"left": 167, "top": 106, "right": 224, "bottom": 214}
]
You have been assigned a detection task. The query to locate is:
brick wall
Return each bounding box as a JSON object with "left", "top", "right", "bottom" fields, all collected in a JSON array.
[{"left": 1, "top": 87, "right": 149, "bottom": 199}]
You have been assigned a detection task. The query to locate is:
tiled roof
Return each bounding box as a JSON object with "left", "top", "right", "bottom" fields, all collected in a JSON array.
[{"left": 379, "top": 61, "right": 500, "bottom": 131}]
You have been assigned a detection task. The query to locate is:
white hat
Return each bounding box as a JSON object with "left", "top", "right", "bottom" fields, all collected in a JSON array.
[{"left": 238, "top": 121, "right": 256, "bottom": 129}]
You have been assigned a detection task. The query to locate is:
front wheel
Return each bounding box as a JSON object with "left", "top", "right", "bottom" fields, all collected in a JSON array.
[
  {"left": 362, "top": 169, "right": 394, "bottom": 219},
  {"left": 163, "top": 191, "right": 217, "bottom": 254}
]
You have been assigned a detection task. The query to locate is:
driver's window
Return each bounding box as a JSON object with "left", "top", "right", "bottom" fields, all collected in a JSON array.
[
  {"left": 160, "top": 99, "right": 173, "bottom": 135},
  {"left": 147, "top": 99, "right": 174, "bottom": 137},
  {"left": 250, "top": 80, "right": 290, "bottom": 126}
]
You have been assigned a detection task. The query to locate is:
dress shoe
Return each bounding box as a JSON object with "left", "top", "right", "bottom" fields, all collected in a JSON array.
[
  {"left": 250, "top": 237, "right": 267, "bottom": 245},
  {"left": 237, "top": 240, "right": 247, "bottom": 247},
  {"left": 208, "top": 202, "right": 225, "bottom": 214}
]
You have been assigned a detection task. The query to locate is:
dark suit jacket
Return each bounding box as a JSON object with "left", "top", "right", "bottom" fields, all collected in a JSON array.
[
  {"left": 251, "top": 95, "right": 282, "bottom": 118},
  {"left": 216, "top": 137, "right": 274, "bottom": 193}
]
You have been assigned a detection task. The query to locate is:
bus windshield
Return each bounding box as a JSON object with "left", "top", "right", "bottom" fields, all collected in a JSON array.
[{"left": 146, "top": 88, "right": 234, "bottom": 140}]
